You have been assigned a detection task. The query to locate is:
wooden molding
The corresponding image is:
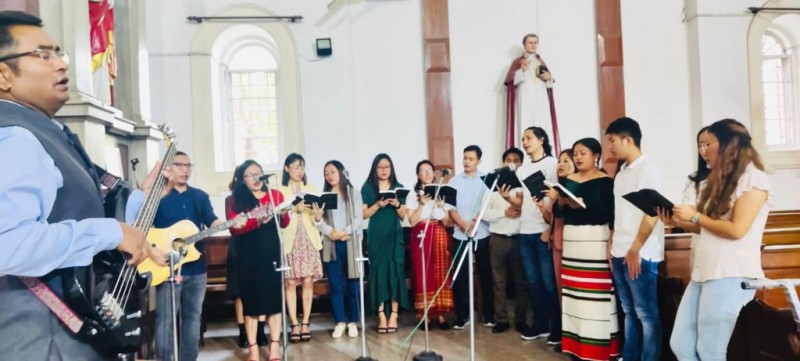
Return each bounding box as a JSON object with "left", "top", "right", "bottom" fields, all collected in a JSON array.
[
  {"left": 596, "top": 0, "right": 625, "bottom": 175},
  {"left": 421, "top": 0, "right": 454, "bottom": 172}
]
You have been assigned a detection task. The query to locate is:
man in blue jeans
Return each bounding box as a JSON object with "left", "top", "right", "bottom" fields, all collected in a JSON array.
[
  {"left": 606, "top": 117, "right": 665, "bottom": 361},
  {"left": 127, "top": 151, "right": 223, "bottom": 361}
]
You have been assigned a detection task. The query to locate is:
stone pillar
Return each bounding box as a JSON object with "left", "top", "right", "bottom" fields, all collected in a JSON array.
[
  {"left": 113, "top": 0, "right": 152, "bottom": 126},
  {"left": 39, "top": 1, "right": 161, "bottom": 181},
  {"left": 0, "top": 0, "right": 39, "bottom": 16}
]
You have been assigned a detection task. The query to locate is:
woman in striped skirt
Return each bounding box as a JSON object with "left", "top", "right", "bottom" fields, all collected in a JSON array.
[{"left": 557, "top": 138, "right": 619, "bottom": 360}]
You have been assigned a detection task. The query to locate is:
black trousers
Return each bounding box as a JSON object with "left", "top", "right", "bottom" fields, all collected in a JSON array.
[{"left": 452, "top": 236, "right": 494, "bottom": 322}]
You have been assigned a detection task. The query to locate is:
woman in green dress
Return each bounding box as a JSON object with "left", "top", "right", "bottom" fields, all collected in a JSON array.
[{"left": 361, "top": 153, "right": 409, "bottom": 333}]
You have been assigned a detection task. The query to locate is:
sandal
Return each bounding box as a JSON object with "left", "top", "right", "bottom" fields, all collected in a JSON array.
[
  {"left": 377, "top": 309, "right": 388, "bottom": 334},
  {"left": 268, "top": 339, "right": 282, "bottom": 361},
  {"left": 300, "top": 322, "right": 312, "bottom": 342},
  {"left": 289, "top": 324, "right": 301, "bottom": 344},
  {"left": 387, "top": 311, "right": 399, "bottom": 333},
  {"left": 247, "top": 342, "right": 259, "bottom": 361}
]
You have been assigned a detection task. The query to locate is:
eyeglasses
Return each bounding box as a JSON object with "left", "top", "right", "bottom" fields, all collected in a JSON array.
[
  {"left": 244, "top": 173, "right": 264, "bottom": 180},
  {"left": 0, "top": 47, "right": 70, "bottom": 65},
  {"left": 172, "top": 162, "right": 193, "bottom": 169}
]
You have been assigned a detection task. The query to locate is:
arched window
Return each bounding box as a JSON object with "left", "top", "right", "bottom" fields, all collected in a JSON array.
[
  {"left": 218, "top": 44, "right": 282, "bottom": 171},
  {"left": 762, "top": 33, "right": 797, "bottom": 150},
  {"left": 189, "top": 7, "right": 303, "bottom": 193}
]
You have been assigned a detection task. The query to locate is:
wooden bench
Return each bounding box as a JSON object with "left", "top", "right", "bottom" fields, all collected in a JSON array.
[{"left": 660, "top": 214, "right": 800, "bottom": 360}]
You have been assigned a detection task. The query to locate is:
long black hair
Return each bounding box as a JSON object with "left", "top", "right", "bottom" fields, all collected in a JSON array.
[
  {"left": 414, "top": 160, "right": 435, "bottom": 192},
  {"left": 525, "top": 126, "right": 553, "bottom": 158},
  {"left": 688, "top": 126, "right": 711, "bottom": 193},
  {"left": 231, "top": 159, "right": 266, "bottom": 213},
  {"left": 281, "top": 153, "right": 307, "bottom": 186},
  {"left": 322, "top": 160, "right": 350, "bottom": 203},
  {"left": 364, "top": 153, "right": 399, "bottom": 195}
]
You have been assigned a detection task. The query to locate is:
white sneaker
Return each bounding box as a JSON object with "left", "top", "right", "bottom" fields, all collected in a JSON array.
[
  {"left": 347, "top": 323, "right": 359, "bottom": 338},
  {"left": 332, "top": 323, "right": 346, "bottom": 339}
]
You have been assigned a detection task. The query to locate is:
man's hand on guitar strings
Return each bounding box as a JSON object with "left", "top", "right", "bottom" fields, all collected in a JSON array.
[{"left": 117, "top": 222, "right": 151, "bottom": 265}]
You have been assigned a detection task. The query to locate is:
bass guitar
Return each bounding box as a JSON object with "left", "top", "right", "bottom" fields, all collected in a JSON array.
[{"left": 61, "top": 125, "right": 177, "bottom": 356}]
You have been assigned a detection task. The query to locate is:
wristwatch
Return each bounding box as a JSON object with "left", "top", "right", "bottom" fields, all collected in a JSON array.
[{"left": 690, "top": 213, "right": 700, "bottom": 224}]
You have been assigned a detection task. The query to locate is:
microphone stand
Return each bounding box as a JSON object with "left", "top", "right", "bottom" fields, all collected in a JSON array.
[
  {"left": 450, "top": 172, "right": 499, "bottom": 361},
  {"left": 165, "top": 247, "right": 185, "bottom": 361},
  {"left": 413, "top": 174, "right": 447, "bottom": 361},
  {"left": 263, "top": 176, "right": 290, "bottom": 361},
  {"left": 344, "top": 173, "right": 377, "bottom": 361}
]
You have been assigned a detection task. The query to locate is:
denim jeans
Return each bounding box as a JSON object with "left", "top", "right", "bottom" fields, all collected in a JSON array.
[
  {"left": 518, "top": 233, "right": 560, "bottom": 334},
  {"left": 155, "top": 272, "right": 207, "bottom": 361},
  {"left": 670, "top": 278, "right": 755, "bottom": 361},
  {"left": 326, "top": 242, "right": 361, "bottom": 323},
  {"left": 611, "top": 257, "right": 661, "bottom": 361}
]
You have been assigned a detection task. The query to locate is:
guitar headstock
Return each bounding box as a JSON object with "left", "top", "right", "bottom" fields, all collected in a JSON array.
[{"left": 157, "top": 124, "right": 177, "bottom": 147}]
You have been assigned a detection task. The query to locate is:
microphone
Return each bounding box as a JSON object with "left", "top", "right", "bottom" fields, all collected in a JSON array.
[
  {"left": 258, "top": 174, "right": 275, "bottom": 182},
  {"left": 490, "top": 164, "right": 517, "bottom": 174},
  {"left": 342, "top": 170, "right": 352, "bottom": 186},
  {"left": 437, "top": 169, "right": 451, "bottom": 176}
]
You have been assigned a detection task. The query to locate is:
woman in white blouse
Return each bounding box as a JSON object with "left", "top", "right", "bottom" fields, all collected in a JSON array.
[
  {"left": 406, "top": 160, "right": 453, "bottom": 329},
  {"left": 680, "top": 126, "right": 710, "bottom": 268},
  {"left": 659, "top": 119, "right": 772, "bottom": 361}
]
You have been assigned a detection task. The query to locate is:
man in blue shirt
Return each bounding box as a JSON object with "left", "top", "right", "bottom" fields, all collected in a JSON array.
[
  {"left": 448, "top": 145, "right": 494, "bottom": 330},
  {"left": 127, "top": 151, "right": 223, "bottom": 361},
  {"left": 0, "top": 11, "right": 168, "bottom": 360}
]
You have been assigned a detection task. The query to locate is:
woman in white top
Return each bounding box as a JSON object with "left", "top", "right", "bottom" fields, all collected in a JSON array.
[
  {"left": 680, "top": 126, "right": 710, "bottom": 268},
  {"left": 659, "top": 119, "right": 772, "bottom": 361},
  {"left": 406, "top": 160, "right": 453, "bottom": 329}
]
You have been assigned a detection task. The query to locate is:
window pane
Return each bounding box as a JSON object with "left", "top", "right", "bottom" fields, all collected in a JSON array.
[
  {"left": 224, "top": 70, "right": 282, "bottom": 169},
  {"left": 761, "top": 34, "right": 798, "bottom": 150}
]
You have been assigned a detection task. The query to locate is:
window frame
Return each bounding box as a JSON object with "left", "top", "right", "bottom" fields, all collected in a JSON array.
[{"left": 747, "top": 7, "right": 800, "bottom": 170}]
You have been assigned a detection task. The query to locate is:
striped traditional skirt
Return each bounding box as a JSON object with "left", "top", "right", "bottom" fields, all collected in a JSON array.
[
  {"left": 410, "top": 221, "right": 454, "bottom": 317},
  {"left": 561, "top": 224, "right": 620, "bottom": 361}
]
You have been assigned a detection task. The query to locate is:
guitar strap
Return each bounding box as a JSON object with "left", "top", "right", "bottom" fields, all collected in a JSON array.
[
  {"left": 17, "top": 276, "right": 84, "bottom": 334},
  {"left": 17, "top": 168, "right": 121, "bottom": 336}
]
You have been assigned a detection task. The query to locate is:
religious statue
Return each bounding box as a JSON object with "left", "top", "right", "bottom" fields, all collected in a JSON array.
[{"left": 503, "top": 33, "right": 560, "bottom": 153}]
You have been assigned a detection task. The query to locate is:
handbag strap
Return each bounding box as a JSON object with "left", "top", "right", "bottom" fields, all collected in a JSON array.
[{"left": 17, "top": 276, "right": 84, "bottom": 334}]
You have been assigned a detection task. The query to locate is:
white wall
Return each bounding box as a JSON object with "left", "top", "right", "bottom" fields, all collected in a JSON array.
[
  {"left": 449, "top": 0, "right": 600, "bottom": 169},
  {"left": 621, "top": 0, "right": 694, "bottom": 199},
  {"left": 145, "top": 0, "right": 799, "bottom": 211},
  {"left": 145, "top": 0, "right": 427, "bottom": 212}
]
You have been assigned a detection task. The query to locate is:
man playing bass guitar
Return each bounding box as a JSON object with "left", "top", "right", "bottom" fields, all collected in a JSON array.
[{"left": 0, "top": 11, "right": 171, "bottom": 360}]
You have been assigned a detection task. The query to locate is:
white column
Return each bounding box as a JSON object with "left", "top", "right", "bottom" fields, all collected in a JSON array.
[{"left": 113, "top": 0, "right": 153, "bottom": 126}]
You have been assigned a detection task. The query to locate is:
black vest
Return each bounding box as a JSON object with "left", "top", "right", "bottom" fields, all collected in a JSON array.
[
  {"left": 0, "top": 101, "right": 112, "bottom": 359},
  {"left": 0, "top": 101, "right": 104, "bottom": 223}
]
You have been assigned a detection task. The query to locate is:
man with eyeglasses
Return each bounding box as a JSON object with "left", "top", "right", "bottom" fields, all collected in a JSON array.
[
  {"left": 125, "top": 150, "right": 224, "bottom": 361},
  {"left": 0, "top": 11, "right": 169, "bottom": 360}
]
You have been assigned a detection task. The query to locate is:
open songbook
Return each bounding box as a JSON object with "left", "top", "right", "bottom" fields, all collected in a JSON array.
[
  {"left": 544, "top": 180, "right": 586, "bottom": 208},
  {"left": 622, "top": 188, "right": 674, "bottom": 217},
  {"left": 521, "top": 171, "right": 548, "bottom": 201},
  {"left": 423, "top": 184, "right": 457, "bottom": 207},
  {"left": 297, "top": 192, "right": 339, "bottom": 210},
  {"left": 482, "top": 171, "right": 523, "bottom": 191},
  {"left": 379, "top": 188, "right": 411, "bottom": 202}
]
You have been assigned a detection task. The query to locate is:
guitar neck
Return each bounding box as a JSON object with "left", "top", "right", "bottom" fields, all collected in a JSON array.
[
  {"left": 184, "top": 218, "right": 238, "bottom": 245},
  {"left": 181, "top": 205, "right": 270, "bottom": 246}
]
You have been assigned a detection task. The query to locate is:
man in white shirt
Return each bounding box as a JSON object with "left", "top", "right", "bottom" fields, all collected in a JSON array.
[
  {"left": 606, "top": 117, "right": 665, "bottom": 361},
  {"left": 484, "top": 147, "right": 531, "bottom": 334}
]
